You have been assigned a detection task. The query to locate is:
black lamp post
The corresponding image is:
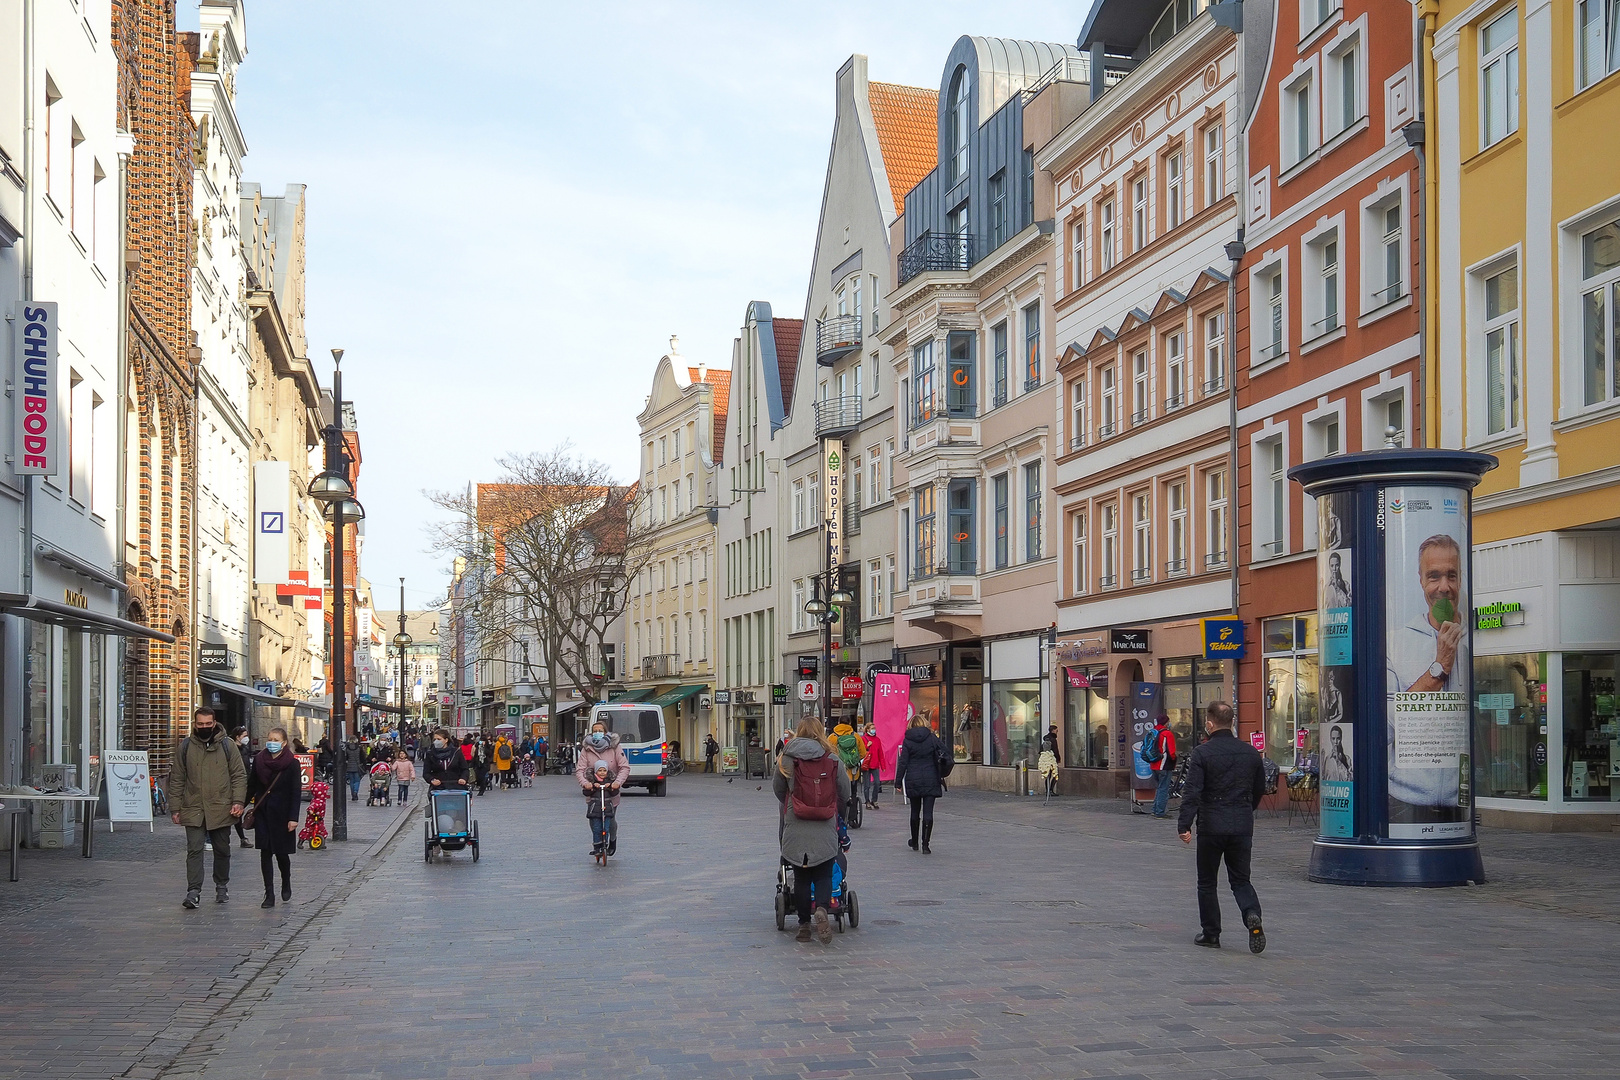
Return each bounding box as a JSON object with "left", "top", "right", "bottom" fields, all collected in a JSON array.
[
  {"left": 393, "top": 577, "right": 412, "bottom": 738},
  {"left": 308, "top": 348, "right": 365, "bottom": 841},
  {"left": 803, "top": 541, "right": 854, "bottom": 729}
]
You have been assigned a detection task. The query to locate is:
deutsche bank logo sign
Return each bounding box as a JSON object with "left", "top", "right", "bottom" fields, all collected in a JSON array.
[{"left": 260, "top": 511, "right": 285, "bottom": 534}]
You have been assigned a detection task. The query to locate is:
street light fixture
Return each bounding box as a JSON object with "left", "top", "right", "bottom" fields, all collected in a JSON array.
[
  {"left": 318, "top": 347, "right": 358, "bottom": 841},
  {"left": 393, "top": 578, "right": 412, "bottom": 738}
]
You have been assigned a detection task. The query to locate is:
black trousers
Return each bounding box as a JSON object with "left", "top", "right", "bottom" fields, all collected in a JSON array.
[
  {"left": 908, "top": 795, "right": 936, "bottom": 831},
  {"left": 793, "top": 859, "right": 834, "bottom": 923},
  {"left": 1196, "top": 831, "right": 1261, "bottom": 937},
  {"left": 260, "top": 849, "right": 290, "bottom": 893}
]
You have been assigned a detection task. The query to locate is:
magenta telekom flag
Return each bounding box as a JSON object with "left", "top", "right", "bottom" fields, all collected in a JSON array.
[{"left": 872, "top": 673, "right": 911, "bottom": 782}]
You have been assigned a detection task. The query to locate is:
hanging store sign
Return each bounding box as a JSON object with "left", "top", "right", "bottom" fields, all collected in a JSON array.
[
  {"left": 1200, "top": 618, "right": 1246, "bottom": 660},
  {"left": 771, "top": 684, "right": 789, "bottom": 706},
  {"left": 840, "top": 675, "right": 864, "bottom": 700},
  {"left": 713, "top": 690, "right": 731, "bottom": 705},
  {"left": 253, "top": 460, "right": 291, "bottom": 584},
  {"left": 13, "top": 301, "right": 60, "bottom": 476},
  {"left": 823, "top": 439, "right": 844, "bottom": 559},
  {"left": 197, "top": 643, "right": 233, "bottom": 670}
]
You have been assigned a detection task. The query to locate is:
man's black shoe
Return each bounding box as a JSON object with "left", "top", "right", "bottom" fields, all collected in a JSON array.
[
  {"left": 182, "top": 891, "right": 200, "bottom": 910},
  {"left": 1245, "top": 912, "right": 1266, "bottom": 954},
  {"left": 1193, "top": 932, "right": 1221, "bottom": 948}
]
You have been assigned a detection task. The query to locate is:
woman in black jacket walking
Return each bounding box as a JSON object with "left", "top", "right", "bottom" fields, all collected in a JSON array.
[
  {"left": 894, "top": 715, "right": 949, "bottom": 853},
  {"left": 246, "top": 727, "right": 301, "bottom": 908},
  {"left": 424, "top": 729, "right": 470, "bottom": 791}
]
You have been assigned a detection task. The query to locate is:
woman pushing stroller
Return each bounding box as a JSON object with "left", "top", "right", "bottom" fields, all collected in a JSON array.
[{"left": 575, "top": 719, "right": 630, "bottom": 863}]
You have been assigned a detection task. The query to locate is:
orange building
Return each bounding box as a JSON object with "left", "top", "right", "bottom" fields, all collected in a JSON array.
[{"left": 1234, "top": 1, "right": 1423, "bottom": 767}]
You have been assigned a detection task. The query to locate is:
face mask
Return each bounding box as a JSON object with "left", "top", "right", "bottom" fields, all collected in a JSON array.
[
  {"left": 587, "top": 732, "right": 609, "bottom": 749},
  {"left": 433, "top": 739, "right": 446, "bottom": 749},
  {"left": 195, "top": 725, "right": 217, "bottom": 741},
  {"left": 265, "top": 740, "right": 283, "bottom": 754},
  {"left": 239, "top": 736, "right": 249, "bottom": 745}
]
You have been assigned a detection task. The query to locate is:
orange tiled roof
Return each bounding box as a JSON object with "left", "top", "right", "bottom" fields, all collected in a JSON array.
[
  {"left": 868, "top": 81, "right": 939, "bottom": 215},
  {"left": 688, "top": 368, "right": 732, "bottom": 464},
  {"left": 773, "top": 318, "right": 804, "bottom": 418}
]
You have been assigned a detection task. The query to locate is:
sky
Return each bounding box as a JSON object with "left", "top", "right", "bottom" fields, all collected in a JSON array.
[{"left": 202, "top": 0, "right": 1094, "bottom": 608}]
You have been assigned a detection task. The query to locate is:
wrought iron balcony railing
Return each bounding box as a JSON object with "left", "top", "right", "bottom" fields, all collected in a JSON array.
[
  {"left": 898, "top": 231, "right": 975, "bottom": 285},
  {"left": 641, "top": 653, "right": 679, "bottom": 679},
  {"left": 814, "top": 395, "right": 863, "bottom": 437},
  {"left": 815, "top": 314, "right": 863, "bottom": 366}
]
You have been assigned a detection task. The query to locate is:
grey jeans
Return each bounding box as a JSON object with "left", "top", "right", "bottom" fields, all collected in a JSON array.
[{"left": 186, "top": 825, "right": 234, "bottom": 892}]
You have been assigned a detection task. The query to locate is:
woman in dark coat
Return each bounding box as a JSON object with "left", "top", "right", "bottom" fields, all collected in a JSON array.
[
  {"left": 246, "top": 726, "right": 301, "bottom": 908},
  {"left": 425, "top": 728, "right": 470, "bottom": 790},
  {"left": 895, "top": 715, "right": 949, "bottom": 853}
]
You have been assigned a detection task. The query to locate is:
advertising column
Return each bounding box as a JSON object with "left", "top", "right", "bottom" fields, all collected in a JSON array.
[{"left": 1290, "top": 449, "right": 1496, "bottom": 887}]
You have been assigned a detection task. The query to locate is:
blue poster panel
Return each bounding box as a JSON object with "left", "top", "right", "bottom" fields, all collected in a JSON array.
[{"left": 1320, "top": 722, "right": 1354, "bottom": 837}]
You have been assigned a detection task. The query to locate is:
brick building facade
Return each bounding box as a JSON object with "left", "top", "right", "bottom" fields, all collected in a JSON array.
[{"left": 113, "top": 0, "right": 196, "bottom": 771}]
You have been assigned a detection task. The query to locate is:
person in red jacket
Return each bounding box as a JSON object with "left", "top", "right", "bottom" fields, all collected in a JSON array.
[{"left": 1148, "top": 713, "right": 1178, "bottom": 818}]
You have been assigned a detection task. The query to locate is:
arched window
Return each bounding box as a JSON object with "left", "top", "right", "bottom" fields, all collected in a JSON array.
[{"left": 949, "top": 67, "right": 970, "bottom": 184}]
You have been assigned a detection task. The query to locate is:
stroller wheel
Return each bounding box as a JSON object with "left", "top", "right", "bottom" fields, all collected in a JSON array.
[
  {"left": 774, "top": 890, "right": 787, "bottom": 931},
  {"left": 847, "top": 890, "right": 859, "bottom": 929},
  {"left": 835, "top": 910, "right": 845, "bottom": 933}
]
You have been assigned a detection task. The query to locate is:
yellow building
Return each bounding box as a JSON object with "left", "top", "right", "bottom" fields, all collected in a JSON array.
[
  {"left": 1428, "top": 0, "right": 1620, "bottom": 827},
  {"left": 625, "top": 338, "right": 728, "bottom": 763}
]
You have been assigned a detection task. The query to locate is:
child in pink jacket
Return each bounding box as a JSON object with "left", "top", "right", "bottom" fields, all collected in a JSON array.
[{"left": 393, "top": 752, "right": 417, "bottom": 804}]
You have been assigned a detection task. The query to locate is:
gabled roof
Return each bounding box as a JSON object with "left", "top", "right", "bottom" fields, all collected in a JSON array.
[
  {"left": 772, "top": 318, "right": 804, "bottom": 418},
  {"left": 868, "top": 81, "right": 939, "bottom": 215}
]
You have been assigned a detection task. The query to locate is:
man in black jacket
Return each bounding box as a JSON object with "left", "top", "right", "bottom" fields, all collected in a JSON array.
[{"left": 1178, "top": 701, "right": 1267, "bottom": 953}]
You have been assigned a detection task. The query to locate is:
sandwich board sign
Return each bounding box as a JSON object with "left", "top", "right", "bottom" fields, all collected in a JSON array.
[{"left": 106, "top": 750, "right": 153, "bottom": 831}]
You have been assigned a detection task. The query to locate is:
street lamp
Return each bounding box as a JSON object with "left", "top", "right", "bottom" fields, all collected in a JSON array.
[
  {"left": 512, "top": 639, "right": 538, "bottom": 704},
  {"left": 309, "top": 347, "right": 365, "bottom": 841},
  {"left": 803, "top": 570, "right": 854, "bottom": 728},
  {"left": 393, "top": 578, "right": 412, "bottom": 739}
]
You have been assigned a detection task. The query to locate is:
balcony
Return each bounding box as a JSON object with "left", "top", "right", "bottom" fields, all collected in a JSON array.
[
  {"left": 641, "top": 653, "right": 679, "bottom": 680},
  {"left": 1068, "top": 433, "right": 1087, "bottom": 453},
  {"left": 1202, "top": 374, "right": 1226, "bottom": 397},
  {"left": 1131, "top": 567, "right": 1152, "bottom": 584},
  {"left": 814, "top": 395, "right": 863, "bottom": 438},
  {"left": 1165, "top": 558, "right": 1187, "bottom": 577},
  {"left": 815, "top": 314, "right": 863, "bottom": 366},
  {"left": 1130, "top": 408, "right": 1151, "bottom": 427},
  {"left": 901, "top": 569, "right": 982, "bottom": 627},
  {"left": 898, "top": 231, "right": 974, "bottom": 285}
]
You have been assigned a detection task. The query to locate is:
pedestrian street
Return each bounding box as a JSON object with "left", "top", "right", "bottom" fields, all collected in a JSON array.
[{"left": 87, "top": 774, "right": 1620, "bottom": 1080}]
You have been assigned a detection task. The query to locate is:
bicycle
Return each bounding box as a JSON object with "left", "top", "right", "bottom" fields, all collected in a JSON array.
[
  {"left": 666, "top": 756, "right": 685, "bottom": 776},
  {"left": 151, "top": 776, "right": 168, "bottom": 815}
]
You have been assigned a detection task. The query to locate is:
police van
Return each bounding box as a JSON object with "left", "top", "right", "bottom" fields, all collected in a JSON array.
[{"left": 587, "top": 703, "right": 670, "bottom": 796}]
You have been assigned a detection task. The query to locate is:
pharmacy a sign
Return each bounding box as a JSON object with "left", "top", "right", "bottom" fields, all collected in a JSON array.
[{"left": 13, "top": 302, "right": 61, "bottom": 476}]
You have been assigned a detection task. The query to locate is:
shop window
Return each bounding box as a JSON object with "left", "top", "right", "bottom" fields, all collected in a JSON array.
[
  {"left": 1563, "top": 654, "right": 1618, "bottom": 801},
  {"left": 990, "top": 681, "right": 1043, "bottom": 767},
  {"left": 1262, "top": 614, "right": 1318, "bottom": 770},
  {"left": 1063, "top": 667, "right": 1110, "bottom": 767},
  {"left": 951, "top": 646, "right": 983, "bottom": 763},
  {"left": 1162, "top": 658, "right": 1225, "bottom": 754},
  {"left": 1473, "top": 653, "right": 1548, "bottom": 800}
]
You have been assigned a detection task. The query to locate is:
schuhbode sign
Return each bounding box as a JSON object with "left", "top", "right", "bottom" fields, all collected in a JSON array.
[{"left": 13, "top": 302, "right": 60, "bottom": 476}]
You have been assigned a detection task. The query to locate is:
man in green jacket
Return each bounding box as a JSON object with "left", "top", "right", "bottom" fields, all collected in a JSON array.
[{"left": 169, "top": 707, "right": 247, "bottom": 908}]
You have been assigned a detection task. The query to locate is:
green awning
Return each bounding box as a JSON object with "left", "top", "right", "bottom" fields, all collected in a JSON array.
[
  {"left": 648, "top": 684, "right": 708, "bottom": 709},
  {"left": 607, "top": 687, "right": 656, "bottom": 703}
]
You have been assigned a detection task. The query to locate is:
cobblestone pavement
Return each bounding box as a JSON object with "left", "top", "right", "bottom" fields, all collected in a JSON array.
[
  {"left": 5, "top": 776, "right": 1619, "bottom": 1079},
  {"left": 0, "top": 790, "right": 415, "bottom": 1079},
  {"left": 143, "top": 774, "right": 1620, "bottom": 1080}
]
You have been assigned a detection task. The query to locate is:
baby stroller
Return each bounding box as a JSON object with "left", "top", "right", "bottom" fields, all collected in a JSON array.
[
  {"left": 774, "top": 815, "right": 859, "bottom": 933},
  {"left": 297, "top": 781, "right": 330, "bottom": 850},
  {"left": 366, "top": 762, "right": 392, "bottom": 806},
  {"left": 424, "top": 787, "right": 480, "bottom": 861}
]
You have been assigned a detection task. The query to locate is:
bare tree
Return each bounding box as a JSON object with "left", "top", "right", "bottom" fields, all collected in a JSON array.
[{"left": 427, "top": 447, "right": 648, "bottom": 734}]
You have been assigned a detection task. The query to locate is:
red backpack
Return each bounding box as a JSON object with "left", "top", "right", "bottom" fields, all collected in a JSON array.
[{"left": 790, "top": 753, "right": 839, "bottom": 820}]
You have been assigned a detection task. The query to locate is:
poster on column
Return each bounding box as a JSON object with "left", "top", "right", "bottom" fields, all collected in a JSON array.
[
  {"left": 1319, "top": 723, "right": 1354, "bottom": 837},
  {"left": 1383, "top": 485, "right": 1471, "bottom": 839},
  {"left": 872, "top": 673, "right": 910, "bottom": 782}
]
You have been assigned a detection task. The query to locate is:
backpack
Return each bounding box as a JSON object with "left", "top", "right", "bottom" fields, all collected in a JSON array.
[
  {"left": 789, "top": 753, "right": 839, "bottom": 820},
  {"left": 835, "top": 732, "right": 862, "bottom": 770},
  {"left": 496, "top": 742, "right": 512, "bottom": 765},
  {"left": 1142, "top": 727, "right": 1164, "bottom": 764}
]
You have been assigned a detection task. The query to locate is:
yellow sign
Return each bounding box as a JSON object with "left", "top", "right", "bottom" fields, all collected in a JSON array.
[{"left": 64, "top": 589, "right": 88, "bottom": 610}]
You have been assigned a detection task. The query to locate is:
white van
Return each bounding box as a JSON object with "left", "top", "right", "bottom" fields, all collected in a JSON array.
[{"left": 587, "top": 703, "right": 669, "bottom": 796}]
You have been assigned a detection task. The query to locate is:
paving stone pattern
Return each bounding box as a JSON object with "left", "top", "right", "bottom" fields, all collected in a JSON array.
[
  {"left": 160, "top": 776, "right": 1619, "bottom": 1080},
  {"left": 0, "top": 795, "right": 413, "bottom": 1079}
]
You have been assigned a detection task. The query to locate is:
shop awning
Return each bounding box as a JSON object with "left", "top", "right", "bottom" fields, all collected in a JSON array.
[
  {"left": 607, "top": 687, "right": 656, "bottom": 703},
  {"left": 199, "top": 673, "right": 305, "bottom": 708},
  {"left": 648, "top": 684, "right": 708, "bottom": 709},
  {"left": 0, "top": 592, "right": 175, "bottom": 642}
]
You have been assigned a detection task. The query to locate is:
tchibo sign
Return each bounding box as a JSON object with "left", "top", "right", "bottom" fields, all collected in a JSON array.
[{"left": 13, "top": 302, "right": 60, "bottom": 476}]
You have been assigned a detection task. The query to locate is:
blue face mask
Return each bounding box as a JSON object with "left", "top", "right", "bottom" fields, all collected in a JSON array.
[
  {"left": 265, "top": 741, "right": 283, "bottom": 754},
  {"left": 586, "top": 732, "right": 610, "bottom": 749}
]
